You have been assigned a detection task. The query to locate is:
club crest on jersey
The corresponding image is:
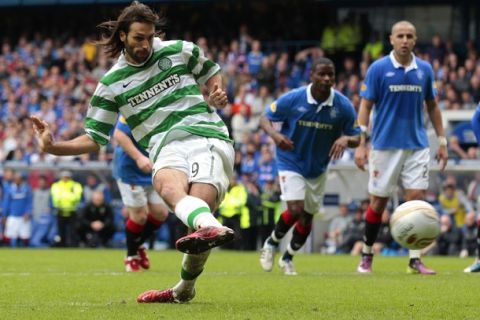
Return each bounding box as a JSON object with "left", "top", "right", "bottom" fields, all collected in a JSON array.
[
  {"left": 158, "top": 57, "right": 172, "bottom": 71},
  {"left": 330, "top": 108, "right": 337, "bottom": 118},
  {"left": 416, "top": 69, "right": 424, "bottom": 80}
]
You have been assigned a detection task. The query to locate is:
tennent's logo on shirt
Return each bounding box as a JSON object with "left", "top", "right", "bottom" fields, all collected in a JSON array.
[
  {"left": 298, "top": 120, "right": 333, "bottom": 130},
  {"left": 388, "top": 85, "right": 422, "bottom": 93},
  {"left": 127, "top": 74, "right": 180, "bottom": 107}
]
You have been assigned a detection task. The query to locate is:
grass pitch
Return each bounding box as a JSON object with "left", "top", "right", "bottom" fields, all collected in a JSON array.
[{"left": 0, "top": 249, "right": 477, "bottom": 320}]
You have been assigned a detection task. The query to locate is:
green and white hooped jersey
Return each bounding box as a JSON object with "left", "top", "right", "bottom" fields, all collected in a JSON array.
[{"left": 85, "top": 38, "right": 232, "bottom": 163}]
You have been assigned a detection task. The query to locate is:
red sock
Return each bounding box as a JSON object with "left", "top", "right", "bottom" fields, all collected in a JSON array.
[
  {"left": 126, "top": 219, "right": 145, "bottom": 233},
  {"left": 147, "top": 214, "right": 164, "bottom": 227},
  {"left": 365, "top": 206, "right": 382, "bottom": 224},
  {"left": 280, "top": 209, "right": 298, "bottom": 227}
]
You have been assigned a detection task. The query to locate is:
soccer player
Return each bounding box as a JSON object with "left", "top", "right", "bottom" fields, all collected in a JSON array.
[
  {"left": 31, "top": 1, "right": 234, "bottom": 303},
  {"left": 464, "top": 104, "right": 480, "bottom": 272},
  {"left": 113, "top": 116, "right": 169, "bottom": 272},
  {"left": 354, "top": 21, "right": 448, "bottom": 274},
  {"left": 259, "top": 57, "right": 360, "bottom": 275}
]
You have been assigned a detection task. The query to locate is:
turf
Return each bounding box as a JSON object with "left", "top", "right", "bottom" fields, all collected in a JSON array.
[{"left": 0, "top": 249, "right": 477, "bottom": 320}]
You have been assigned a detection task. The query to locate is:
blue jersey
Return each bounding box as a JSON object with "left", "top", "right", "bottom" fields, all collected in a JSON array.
[
  {"left": 2, "top": 182, "right": 32, "bottom": 218},
  {"left": 360, "top": 52, "right": 437, "bottom": 150},
  {"left": 265, "top": 85, "right": 359, "bottom": 178},
  {"left": 112, "top": 117, "right": 151, "bottom": 185},
  {"left": 471, "top": 105, "right": 480, "bottom": 146}
]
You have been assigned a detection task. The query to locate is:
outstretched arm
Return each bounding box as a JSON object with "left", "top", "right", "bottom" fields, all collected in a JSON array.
[
  {"left": 31, "top": 116, "right": 100, "bottom": 156},
  {"left": 259, "top": 115, "right": 294, "bottom": 151},
  {"left": 329, "top": 135, "right": 361, "bottom": 160}
]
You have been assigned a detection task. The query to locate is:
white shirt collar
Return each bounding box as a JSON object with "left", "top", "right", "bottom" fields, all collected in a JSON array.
[
  {"left": 307, "top": 84, "right": 334, "bottom": 112},
  {"left": 389, "top": 51, "right": 418, "bottom": 72}
]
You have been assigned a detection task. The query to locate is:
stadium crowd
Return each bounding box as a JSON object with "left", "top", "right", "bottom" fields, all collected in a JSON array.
[{"left": 0, "top": 18, "right": 479, "bottom": 256}]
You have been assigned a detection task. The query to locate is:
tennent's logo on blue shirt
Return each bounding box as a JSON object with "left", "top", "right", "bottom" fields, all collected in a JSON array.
[{"left": 265, "top": 85, "right": 359, "bottom": 178}]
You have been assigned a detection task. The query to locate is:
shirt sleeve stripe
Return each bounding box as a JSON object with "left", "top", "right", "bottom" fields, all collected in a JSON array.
[{"left": 90, "top": 95, "right": 118, "bottom": 112}]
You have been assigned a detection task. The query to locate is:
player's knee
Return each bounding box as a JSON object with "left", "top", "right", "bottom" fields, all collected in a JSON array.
[
  {"left": 158, "top": 184, "right": 180, "bottom": 206},
  {"left": 128, "top": 207, "right": 148, "bottom": 224},
  {"left": 288, "top": 202, "right": 305, "bottom": 218},
  {"left": 149, "top": 204, "right": 169, "bottom": 221}
]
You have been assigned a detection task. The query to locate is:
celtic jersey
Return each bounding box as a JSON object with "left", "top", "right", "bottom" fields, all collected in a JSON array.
[{"left": 85, "top": 38, "right": 231, "bottom": 163}]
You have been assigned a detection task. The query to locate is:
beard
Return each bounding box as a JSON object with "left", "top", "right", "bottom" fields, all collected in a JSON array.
[{"left": 124, "top": 42, "right": 150, "bottom": 64}]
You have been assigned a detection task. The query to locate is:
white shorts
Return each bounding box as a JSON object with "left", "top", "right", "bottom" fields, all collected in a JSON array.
[
  {"left": 5, "top": 216, "right": 31, "bottom": 239},
  {"left": 116, "top": 179, "right": 165, "bottom": 208},
  {"left": 368, "top": 148, "right": 430, "bottom": 197},
  {"left": 278, "top": 170, "right": 327, "bottom": 215},
  {"left": 152, "top": 136, "right": 234, "bottom": 204}
]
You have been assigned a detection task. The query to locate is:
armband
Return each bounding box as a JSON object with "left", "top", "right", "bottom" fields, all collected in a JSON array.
[
  {"left": 359, "top": 125, "right": 368, "bottom": 139},
  {"left": 438, "top": 136, "right": 447, "bottom": 147}
]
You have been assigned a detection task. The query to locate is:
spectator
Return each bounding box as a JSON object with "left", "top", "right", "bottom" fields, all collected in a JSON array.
[
  {"left": 77, "top": 190, "right": 115, "bottom": 247},
  {"left": 30, "top": 175, "right": 55, "bottom": 247},
  {"left": 231, "top": 102, "right": 256, "bottom": 144},
  {"left": 448, "top": 121, "right": 478, "bottom": 160},
  {"left": 258, "top": 179, "right": 281, "bottom": 245},
  {"left": 50, "top": 170, "right": 83, "bottom": 247},
  {"left": 467, "top": 173, "right": 480, "bottom": 208},
  {"left": 218, "top": 174, "right": 248, "bottom": 250},
  {"left": 2, "top": 171, "right": 32, "bottom": 247},
  {"left": 460, "top": 212, "right": 478, "bottom": 257},
  {"left": 338, "top": 208, "right": 365, "bottom": 255},
  {"left": 247, "top": 40, "right": 263, "bottom": 76},
  {"left": 240, "top": 172, "right": 261, "bottom": 251},
  {"left": 81, "top": 173, "right": 111, "bottom": 205},
  {"left": 362, "top": 31, "right": 384, "bottom": 61},
  {"left": 256, "top": 56, "right": 276, "bottom": 94},
  {"left": 250, "top": 85, "right": 273, "bottom": 129},
  {"left": 438, "top": 179, "right": 474, "bottom": 227},
  {"left": 257, "top": 146, "right": 278, "bottom": 190},
  {"left": 433, "top": 215, "right": 463, "bottom": 256},
  {"left": 325, "top": 204, "right": 351, "bottom": 254},
  {"left": 425, "top": 34, "right": 446, "bottom": 64}
]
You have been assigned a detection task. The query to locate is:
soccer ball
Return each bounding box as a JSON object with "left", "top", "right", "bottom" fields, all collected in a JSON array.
[{"left": 390, "top": 200, "right": 440, "bottom": 250}]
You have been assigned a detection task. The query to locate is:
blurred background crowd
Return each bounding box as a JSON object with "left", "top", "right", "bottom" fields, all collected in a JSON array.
[{"left": 1, "top": 0, "right": 480, "bottom": 257}]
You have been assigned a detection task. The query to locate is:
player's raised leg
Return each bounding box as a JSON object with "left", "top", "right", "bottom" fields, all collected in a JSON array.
[{"left": 138, "top": 141, "right": 234, "bottom": 303}]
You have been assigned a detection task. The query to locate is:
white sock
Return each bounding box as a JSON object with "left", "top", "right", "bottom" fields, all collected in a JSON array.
[
  {"left": 175, "top": 195, "right": 221, "bottom": 229},
  {"left": 286, "top": 243, "right": 298, "bottom": 256},
  {"left": 270, "top": 231, "right": 280, "bottom": 243},
  {"left": 173, "top": 251, "right": 211, "bottom": 295},
  {"left": 362, "top": 244, "right": 373, "bottom": 255},
  {"left": 409, "top": 250, "right": 421, "bottom": 259}
]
